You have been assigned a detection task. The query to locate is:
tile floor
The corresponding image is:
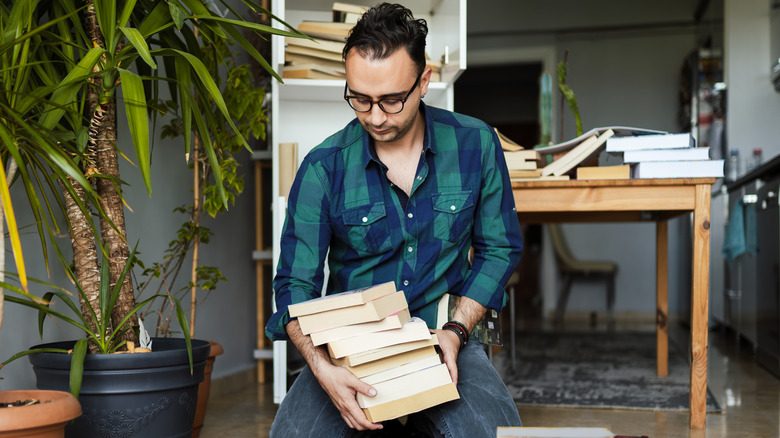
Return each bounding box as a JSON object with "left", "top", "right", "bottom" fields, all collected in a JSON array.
[{"left": 201, "top": 321, "right": 780, "bottom": 437}]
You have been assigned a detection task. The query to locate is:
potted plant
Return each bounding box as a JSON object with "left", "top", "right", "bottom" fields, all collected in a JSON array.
[
  {"left": 135, "top": 32, "right": 269, "bottom": 436},
  {"left": 0, "top": 1, "right": 302, "bottom": 436}
]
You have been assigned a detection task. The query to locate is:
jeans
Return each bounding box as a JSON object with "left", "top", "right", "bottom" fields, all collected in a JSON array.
[{"left": 270, "top": 341, "right": 522, "bottom": 437}]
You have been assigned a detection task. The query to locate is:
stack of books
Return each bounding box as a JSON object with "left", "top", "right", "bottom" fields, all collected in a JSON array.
[
  {"left": 605, "top": 132, "right": 724, "bottom": 178},
  {"left": 496, "top": 129, "right": 547, "bottom": 181},
  {"left": 288, "top": 282, "right": 459, "bottom": 422},
  {"left": 285, "top": 2, "right": 442, "bottom": 81}
]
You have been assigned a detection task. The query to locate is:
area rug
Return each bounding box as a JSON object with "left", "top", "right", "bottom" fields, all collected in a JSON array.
[{"left": 497, "top": 331, "right": 721, "bottom": 412}]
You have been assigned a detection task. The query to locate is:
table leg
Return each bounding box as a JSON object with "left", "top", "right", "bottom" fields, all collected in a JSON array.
[
  {"left": 656, "top": 220, "right": 669, "bottom": 377},
  {"left": 690, "top": 184, "right": 711, "bottom": 430}
]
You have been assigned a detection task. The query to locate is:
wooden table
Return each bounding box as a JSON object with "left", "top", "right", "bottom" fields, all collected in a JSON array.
[{"left": 512, "top": 178, "right": 715, "bottom": 430}]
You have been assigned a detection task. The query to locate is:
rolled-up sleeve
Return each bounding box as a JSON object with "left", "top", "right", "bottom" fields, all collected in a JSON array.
[
  {"left": 265, "top": 157, "right": 332, "bottom": 341},
  {"left": 460, "top": 129, "right": 523, "bottom": 310}
]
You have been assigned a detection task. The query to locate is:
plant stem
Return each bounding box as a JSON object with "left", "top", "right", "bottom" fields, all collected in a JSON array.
[{"left": 190, "top": 133, "right": 201, "bottom": 338}]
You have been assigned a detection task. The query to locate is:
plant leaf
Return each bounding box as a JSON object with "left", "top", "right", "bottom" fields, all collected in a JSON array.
[
  {"left": 119, "top": 27, "right": 158, "bottom": 69},
  {"left": 118, "top": 68, "right": 152, "bottom": 194},
  {"left": 70, "top": 338, "right": 88, "bottom": 398}
]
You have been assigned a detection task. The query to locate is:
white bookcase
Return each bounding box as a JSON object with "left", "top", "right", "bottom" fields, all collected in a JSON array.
[{"left": 267, "top": 0, "right": 467, "bottom": 403}]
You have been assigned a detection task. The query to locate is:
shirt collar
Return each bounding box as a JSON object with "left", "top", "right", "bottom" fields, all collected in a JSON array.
[{"left": 363, "top": 101, "right": 437, "bottom": 169}]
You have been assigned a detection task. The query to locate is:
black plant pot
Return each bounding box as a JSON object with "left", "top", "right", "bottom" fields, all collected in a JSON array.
[{"left": 29, "top": 338, "right": 210, "bottom": 438}]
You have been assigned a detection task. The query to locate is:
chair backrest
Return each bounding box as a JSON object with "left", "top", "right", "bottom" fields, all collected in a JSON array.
[{"left": 548, "top": 224, "right": 579, "bottom": 269}]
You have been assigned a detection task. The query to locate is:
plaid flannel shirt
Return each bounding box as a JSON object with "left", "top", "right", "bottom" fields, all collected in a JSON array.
[{"left": 266, "top": 103, "right": 523, "bottom": 341}]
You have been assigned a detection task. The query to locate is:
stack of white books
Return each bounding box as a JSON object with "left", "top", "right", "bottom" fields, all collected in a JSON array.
[{"left": 605, "top": 132, "right": 724, "bottom": 178}]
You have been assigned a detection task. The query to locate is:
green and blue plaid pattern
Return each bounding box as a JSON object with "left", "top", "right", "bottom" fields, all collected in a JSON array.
[{"left": 266, "top": 103, "right": 523, "bottom": 341}]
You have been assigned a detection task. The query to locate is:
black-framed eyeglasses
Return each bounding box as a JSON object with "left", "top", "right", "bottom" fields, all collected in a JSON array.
[{"left": 343, "top": 74, "right": 421, "bottom": 114}]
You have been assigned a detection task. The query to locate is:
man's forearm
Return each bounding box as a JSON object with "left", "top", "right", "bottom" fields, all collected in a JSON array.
[
  {"left": 286, "top": 319, "right": 333, "bottom": 376},
  {"left": 451, "top": 295, "right": 487, "bottom": 333}
]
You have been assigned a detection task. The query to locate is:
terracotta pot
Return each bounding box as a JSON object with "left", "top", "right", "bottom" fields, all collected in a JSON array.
[
  {"left": 192, "top": 340, "right": 224, "bottom": 438},
  {"left": 0, "top": 389, "right": 81, "bottom": 438}
]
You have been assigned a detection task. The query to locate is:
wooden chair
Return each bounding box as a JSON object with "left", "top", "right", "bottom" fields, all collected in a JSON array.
[{"left": 548, "top": 224, "right": 618, "bottom": 329}]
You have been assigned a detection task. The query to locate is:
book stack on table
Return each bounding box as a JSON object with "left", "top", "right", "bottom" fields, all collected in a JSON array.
[
  {"left": 605, "top": 132, "right": 724, "bottom": 179},
  {"left": 288, "top": 282, "right": 459, "bottom": 422}
]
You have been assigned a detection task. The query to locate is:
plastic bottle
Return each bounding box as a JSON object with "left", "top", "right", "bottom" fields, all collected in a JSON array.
[
  {"left": 727, "top": 149, "right": 740, "bottom": 182},
  {"left": 748, "top": 148, "right": 763, "bottom": 172}
]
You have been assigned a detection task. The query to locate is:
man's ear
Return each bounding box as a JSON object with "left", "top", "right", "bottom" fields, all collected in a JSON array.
[{"left": 420, "top": 65, "right": 434, "bottom": 97}]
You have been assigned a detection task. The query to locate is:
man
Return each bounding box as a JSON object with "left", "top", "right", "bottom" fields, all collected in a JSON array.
[{"left": 266, "top": 3, "right": 523, "bottom": 436}]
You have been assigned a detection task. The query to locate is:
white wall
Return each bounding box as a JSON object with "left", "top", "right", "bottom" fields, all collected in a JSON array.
[{"left": 725, "top": 0, "right": 780, "bottom": 167}]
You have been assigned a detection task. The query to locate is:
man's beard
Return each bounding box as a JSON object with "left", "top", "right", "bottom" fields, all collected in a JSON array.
[{"left": 361, "top": 111, "right": 417, "bottom": 144}]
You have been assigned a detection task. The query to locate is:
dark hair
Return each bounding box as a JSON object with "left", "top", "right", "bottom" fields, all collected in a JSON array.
[{"left": 343, "top": 3, "right": 428, "bottom": 76}]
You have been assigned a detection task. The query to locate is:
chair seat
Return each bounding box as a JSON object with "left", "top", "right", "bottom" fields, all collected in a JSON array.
[{"left": 560, "top": 260, "right": 617, "bottom": 274}]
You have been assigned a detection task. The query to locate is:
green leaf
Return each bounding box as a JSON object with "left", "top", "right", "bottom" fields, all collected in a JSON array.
[
  {"left": 119, "top": 27, "right": 158, "bottom": 69},
  {"left": 118, "top": 68, "right": 152, "bottom": 194},
  {"left": 39, "top": 47, "right": 104, "bottom": 131},
  {"left": 93, "top": 0, "right": 117, "bottom": 53},
  {"left": 175, "top": 56, "right": 192, "bottom": 158},
  {"left": 117, "top": 0, "right": 138, "bottom": 28},
  {"left": 170, "top": 294, "right": 194, "bottom": 373},
  {"left": 169, "top": 2, "right": 186, "bottom": 30},
  {"left": 70, "top": 339, "right": 88, "bottom": 398}
]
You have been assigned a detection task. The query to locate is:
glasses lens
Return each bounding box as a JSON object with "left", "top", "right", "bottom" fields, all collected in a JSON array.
[
  {"left": 347, "top": 97, "right": 371, "bottom": 112},
  {"left": 378, "top": 99, "right": 404, "bottom": 114}
]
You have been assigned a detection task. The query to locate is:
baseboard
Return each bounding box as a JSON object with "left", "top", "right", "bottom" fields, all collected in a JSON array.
[{"left": 210, "top": 366, "right": 258, "bottom": 399}]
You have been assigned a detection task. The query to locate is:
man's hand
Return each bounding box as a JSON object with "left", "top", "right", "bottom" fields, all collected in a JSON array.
[
  {"left": 286, "top": 319, "right": 382, "bottom": 431},
  {"left": 313, "top": 361, "right": 382, "bottom": 431},
  {"left": 432, "top": 328, "right": 461, "bottom": 383}
]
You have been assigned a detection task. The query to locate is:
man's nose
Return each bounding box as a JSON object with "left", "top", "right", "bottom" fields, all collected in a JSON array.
[{"left": 368, "top": 103, "right": 387, "bottom": 126}]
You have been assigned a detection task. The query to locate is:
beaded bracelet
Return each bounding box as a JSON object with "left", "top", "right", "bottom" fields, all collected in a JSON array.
[{"left": 442, "top": 321, "right": 469, "bottom": 348}]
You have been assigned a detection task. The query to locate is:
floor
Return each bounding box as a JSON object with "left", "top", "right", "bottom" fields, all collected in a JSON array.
[{"left": 201, "top": 319, "right": 780, "bottom": 437}]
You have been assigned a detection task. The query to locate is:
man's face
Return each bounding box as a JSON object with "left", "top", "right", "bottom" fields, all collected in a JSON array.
[{"left": 344, "top": 49, "right": 428, "bottom": 145}]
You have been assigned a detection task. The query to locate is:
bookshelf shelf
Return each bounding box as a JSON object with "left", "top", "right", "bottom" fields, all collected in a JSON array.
[{"left": 265, "top": 0, "right": 466, "bottom": 402}]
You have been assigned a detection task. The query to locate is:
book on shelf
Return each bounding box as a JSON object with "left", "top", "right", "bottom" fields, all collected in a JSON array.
[
  {"left": 576, "top": 164, "right": 631, "bottom": 180},
  {"left": 297, "top": 20, "right": 353, "bottom": 41},
  {"left": 330, "top": 334, "right": 439, "bottom": 367},
  {"left": 286, "top": 36, "right": 345, "bottom": 55},
  {"left": 296, "top": 290, "right": 407, "bottom": 335},
  {"left": 285, "top": 44, "right": 344, "bottom": 63},
  {"left": 632, "top": 159, "right": 724, "bottom": 179},
  {"left": 617, "top": 146, "right": 710, "bottom": 163},
  {"left": 332, "top": 2, "right": 369, "bottom": 23},
  {"left": 344, "top": 344, "right": 439, "bottom": 378},
  {"left": 285, "top": 52, "right": 345, "bottom": 73},
  {"left": 282, "top": 64, "right": 345, "bottom": 80},
  {"left": 327, "top": 317, "right": 431, "bottom": 359},
  {"left": 605, "top": 132, "right": 694, "bottom": 152},
  {"left": 541, "top": 129, "right": 615, "bottom": 177},
  {"left": 359, "top": 352, "right": 442, "bottom": 385},
  {"left": 310, "top": 308, "right": 411, "bottom": 346},
  {"left": 495, "top": 128, "right": 524, "bottom": 152},
  {"left": 288, "top": 281, "right": 396, "bottom": 317},
  {"left": 356, "top": 363, "right": 459, "bottom": 422},
  {"left": 278, "top": 142, "right": 298, "bottom": 198}
]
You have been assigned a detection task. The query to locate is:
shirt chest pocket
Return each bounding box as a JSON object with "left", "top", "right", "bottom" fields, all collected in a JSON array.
[
  {"left": 432, "top": 191, "right": 475, "bottom": 243},
  {"left": 341, "top": 202, "right": 393, "bottom": 254}
]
